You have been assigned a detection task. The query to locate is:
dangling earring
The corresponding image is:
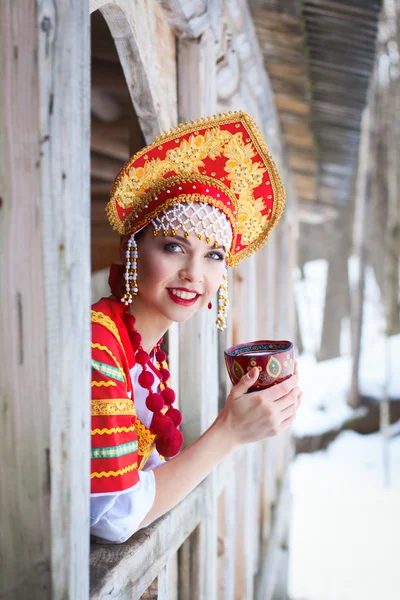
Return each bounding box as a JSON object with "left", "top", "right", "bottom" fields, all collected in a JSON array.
[
  {"left": 216, "top": 266, "right": 229, "bottom": 332},
  {"left": 121, "top": 233, "right": 138, "bottom": 306},
  {"left": 208, "top": 301, "right": 212, "bottom": 310}
]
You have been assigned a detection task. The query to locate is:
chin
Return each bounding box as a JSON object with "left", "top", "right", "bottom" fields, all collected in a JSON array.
[{"left": 162, "top": 304, "right": 203, "bottom": 323}]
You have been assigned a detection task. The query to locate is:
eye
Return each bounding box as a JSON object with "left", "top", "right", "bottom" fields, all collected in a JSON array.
[
  {"left": 164, "top": 242, "right": 183, "bottom": 254},
  {"left": 206, "top": 251, "right": 224, "bottom": 261}
]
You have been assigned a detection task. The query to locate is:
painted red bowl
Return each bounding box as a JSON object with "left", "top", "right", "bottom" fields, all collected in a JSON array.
[{"left": 224, "top": 340, "right": 294, "bottom": 392}]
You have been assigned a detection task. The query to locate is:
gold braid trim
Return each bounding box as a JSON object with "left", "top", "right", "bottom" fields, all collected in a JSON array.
[
  {"left": 91, "top": 398, "right": 136, "bottom": 416},
  {"left": 136, "top": 417, "right": 156, "bottom": 470}
]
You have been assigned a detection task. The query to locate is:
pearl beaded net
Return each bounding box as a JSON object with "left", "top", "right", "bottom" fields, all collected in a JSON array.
[{"left": 152, "top": 203, "right": 233, "bottom": 251}]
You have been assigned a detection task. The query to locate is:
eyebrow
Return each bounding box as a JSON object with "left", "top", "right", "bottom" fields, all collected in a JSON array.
[{"left": 165, "top": 234, "right": 225, "bottom": 251}]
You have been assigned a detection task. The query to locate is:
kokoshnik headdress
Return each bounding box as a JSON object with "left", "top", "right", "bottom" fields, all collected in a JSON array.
[
  {"left": 105, "top": 111, "right": 285, "bottom": 457},
  {"left": 107, "top": 111, "right": 286, "bottom": 328}
]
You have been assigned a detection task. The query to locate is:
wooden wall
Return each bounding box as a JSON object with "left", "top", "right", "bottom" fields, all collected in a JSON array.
[
  {"left": 1, "top": 1, "right": 297, "bottom": 599},
  {"left": 0, "top": 1, "right": 91, "bottom": 598}
]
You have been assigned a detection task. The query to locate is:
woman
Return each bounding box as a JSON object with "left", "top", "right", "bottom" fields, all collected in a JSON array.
[{"left": 90, "top": 111, "right": 301, "bottom": 543}]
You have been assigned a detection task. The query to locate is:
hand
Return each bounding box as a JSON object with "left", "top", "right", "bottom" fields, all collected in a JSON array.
[
  {"left": 218, "top": 367, "right": 301, "bottom": 449},
  {"left": 294, "top": 360, "right": 302, "bottom": 407}
]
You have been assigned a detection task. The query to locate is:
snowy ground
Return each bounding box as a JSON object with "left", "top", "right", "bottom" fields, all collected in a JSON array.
[{"left": 288, "top": 260, "right": 400, "bottom": 600}]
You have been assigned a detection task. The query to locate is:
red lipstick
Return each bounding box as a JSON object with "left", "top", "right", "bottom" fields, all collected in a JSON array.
[{"left": 167, "top": 288, "right": 201, "bottom": 307}]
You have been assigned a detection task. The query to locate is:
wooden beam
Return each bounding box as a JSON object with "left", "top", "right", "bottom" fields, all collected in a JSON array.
[
  {"left": 91, "top": 88, "right": 126, "bottom": 122},
  {"left": 0, "top": 1, "right": 91, "bottom": 598},
  {"left": 91, "top": 153, "right": 123, "bottom": 181},
  {"left": 91, "top": 123, "right": 129, "bottom": 160}
]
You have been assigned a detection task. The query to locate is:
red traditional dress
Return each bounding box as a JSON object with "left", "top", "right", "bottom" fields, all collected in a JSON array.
[{"left": 90, "top": 296, "right": 164, "bottom": 541}]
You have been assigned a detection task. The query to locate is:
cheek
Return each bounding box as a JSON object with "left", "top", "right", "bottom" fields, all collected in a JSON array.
[
  {"left": 207, "top": 264, "right": 225, "bottom": 296},
  {"left": 138, "top": 251, "right": 173, "bottom": 286}
]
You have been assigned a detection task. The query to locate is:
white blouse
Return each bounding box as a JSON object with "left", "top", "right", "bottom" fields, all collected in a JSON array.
[{"left": 90, "top": 362, "right": 164, "bottom": 543}]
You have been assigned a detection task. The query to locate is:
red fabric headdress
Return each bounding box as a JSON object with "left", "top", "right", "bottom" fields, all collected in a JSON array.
[{"left": 106, "top": 111, "right": 285, "bottom": 266}]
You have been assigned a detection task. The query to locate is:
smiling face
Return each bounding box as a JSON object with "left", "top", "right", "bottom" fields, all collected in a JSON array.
[{"left": 127, "top": 224, "right": 226, "bottom": 325}]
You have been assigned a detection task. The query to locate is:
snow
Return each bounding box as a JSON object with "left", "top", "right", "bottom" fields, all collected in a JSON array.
[
  {"left": 288, "top": 431, "right": 400, "bottom": 600},
  {"left": 291, "top": 352, "right": 366, "bottom": 438},
  {"left": 288, "top": 259, "right": 400, "bottom": 600}
]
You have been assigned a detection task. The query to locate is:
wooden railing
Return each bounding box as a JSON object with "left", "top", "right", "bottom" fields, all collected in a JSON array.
[{"left": 90, "top": 440, "right": 293, "bottom": 599}]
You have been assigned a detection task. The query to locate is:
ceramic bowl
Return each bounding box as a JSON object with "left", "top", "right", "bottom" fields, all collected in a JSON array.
[{"left": 224, "top": 340, "right": 294, "bottom": 392}]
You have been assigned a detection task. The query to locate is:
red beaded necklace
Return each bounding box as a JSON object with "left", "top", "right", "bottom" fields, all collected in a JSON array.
[{"left": 109, "top": 264, "right": 183, "bottom": 458}]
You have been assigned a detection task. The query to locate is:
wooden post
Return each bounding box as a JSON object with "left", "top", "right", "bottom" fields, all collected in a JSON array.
[
  {"left": 177, "top": 28, "right": 219, "bottom": 600},
  {"left": 316, "top": 205, "right": 351, "bottom": 361},
  {"left": 0, "top": 2, "right": 91, "bottom": 598},
  {"left": 349, "top": 74, "right": 377, "bottom": 407}
]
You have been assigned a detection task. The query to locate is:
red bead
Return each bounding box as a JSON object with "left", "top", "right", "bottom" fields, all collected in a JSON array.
[
  {"left": 156, "top": 429, "right": 183, "bottom": 457},
  {"left": 161, "top": 387, "right": 175, "bottom": 405},
  {"left": 126, "top": 313, "right": 136, "bottom": 326},
  {"left": 151, "top": 414, "right": 174, "bottom": 437},
  {"left": 130, "top": 331, "right": 142, "bottom": 348},
  {"left": 159, "top": 368, "right": 170, "bottom": 382},
  {"left": 167, "top": 406, "right": 182, "bottom": 426},
  {"left": 136, "top": 349, "right": 149, "bottom": 366},
  {"left": 138, "top": 370, "right": 155, "bottom": 389},
  {"left": 146, "top": 392, "right": 164, "bottom": 412},
  {"left": 156, "top": 349, "right": 167, "bottom": 363}
]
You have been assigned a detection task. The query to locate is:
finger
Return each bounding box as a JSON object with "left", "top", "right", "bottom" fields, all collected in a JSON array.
[
  {"left": 263, "top": 375, "right": 299, "bottom": 403},
  {"left": 280, "top": 402, "right": 297, "bottom": 421},
  {"left": 298, "top": 391, "right": 303, "bottom": 408},
  {"left": 229, "top": 367, "right": 260, "bottom": 400},
  {"left": 279, "top": 414, "right": 295, "bottom": 432},
  {"left": 274, "top": 386, "right": 300, "bottom": 411}
]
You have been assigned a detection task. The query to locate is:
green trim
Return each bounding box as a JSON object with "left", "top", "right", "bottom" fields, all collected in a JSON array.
[
  {"left": 92, "top": 440, "right": 138, "bottom": 460},
  {"left": 91, "top": 359, "right": 124, "bottom": 382}
]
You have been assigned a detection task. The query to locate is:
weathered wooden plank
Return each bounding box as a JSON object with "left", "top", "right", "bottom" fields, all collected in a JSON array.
[
  {"left": 0, "top": 1, "right": 91, "bottom": 598},
  {"left": 177, "top": 26, "right": 219, "bottom": 600},
  {"left": 302, "top": 0, "right": 380, "bottom": 18},
  {"left": 92, "top": 0, "right": 177, "bottom": 142},
  {"left": 254, "top": 462, "right": 292, "bottom": 600},
  {"left": 217, "top": 469, "right": 236, "bottom": 600},
  {"left": 90, "top": 482, "right": 205, "bottom": 599},
  {"left": 159, "top": 0, "right": 210, "bottom": 38}
]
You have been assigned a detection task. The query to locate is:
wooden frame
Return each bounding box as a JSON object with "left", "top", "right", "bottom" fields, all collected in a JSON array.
[{"left": 0, "top": 1, "right": 91, "bottom": 597}]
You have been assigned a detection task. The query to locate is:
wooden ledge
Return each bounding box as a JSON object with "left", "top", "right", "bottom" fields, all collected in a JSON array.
[{"left": 90, "top": 480, "right": 207, "bottom": 599}]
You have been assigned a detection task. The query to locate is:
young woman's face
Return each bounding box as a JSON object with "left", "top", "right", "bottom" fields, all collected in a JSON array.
[{"left": 124, "top": 223, "right": 227, "bottom": 324}]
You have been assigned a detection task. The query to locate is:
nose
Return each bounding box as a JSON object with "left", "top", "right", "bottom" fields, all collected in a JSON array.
[{"left": 179, "top": 256, "right": 204, "bottom": 284}]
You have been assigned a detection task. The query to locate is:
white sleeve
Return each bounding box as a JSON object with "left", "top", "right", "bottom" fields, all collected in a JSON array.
[
  {"left": 142, "top": 447, "right": 165, "bottom": 472},
  {"left": 90, "top": 469, "right": 156, "bottom": 543}
]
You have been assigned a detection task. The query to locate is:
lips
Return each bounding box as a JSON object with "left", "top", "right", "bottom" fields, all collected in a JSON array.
[{"left": 167, "top": 288, "right": 201, "bottom": 307}]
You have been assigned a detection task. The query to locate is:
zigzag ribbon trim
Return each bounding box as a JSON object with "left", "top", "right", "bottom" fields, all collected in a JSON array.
[
  {"left": 91, "top": 462, "right": 138, "bottom": 478},
  {"left": 91, "top": 380, "right": 116, "bottom": 388},
  {"left": 91, "top": 426, "right": 136, "bottom": 435}
]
